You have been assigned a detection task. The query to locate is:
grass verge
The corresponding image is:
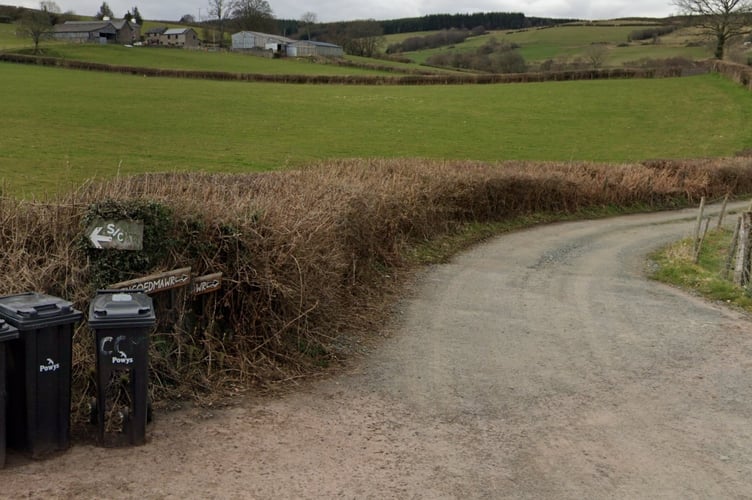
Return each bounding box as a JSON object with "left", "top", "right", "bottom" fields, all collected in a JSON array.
[{"left": 649, "top": 227, "right": 752, "bottom": 311}]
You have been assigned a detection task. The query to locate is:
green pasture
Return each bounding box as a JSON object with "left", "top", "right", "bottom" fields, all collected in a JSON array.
[
  {"left": 402, "top": 24, "right": 715, "bottom": 66},
  {"left": 2, "top": 62, "right": 752, "bottom": 196},
  {"left": 0, "top": 21, "right": 26, "bottom": 49},
  {"left": 15, "top": 43, "right": 400, "bottom": 76},
  {"left": 606, "top": 44, "right": 711, "bottom": 66}
]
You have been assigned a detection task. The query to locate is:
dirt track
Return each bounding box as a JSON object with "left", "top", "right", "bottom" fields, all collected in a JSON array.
[{"left": 4, "top": 203, "right": 752, "bottom": 499}]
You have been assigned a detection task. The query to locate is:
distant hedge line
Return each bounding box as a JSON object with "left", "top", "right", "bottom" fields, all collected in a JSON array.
[{"left": 0, "top": 52, "right": 691, "bottom": 85}]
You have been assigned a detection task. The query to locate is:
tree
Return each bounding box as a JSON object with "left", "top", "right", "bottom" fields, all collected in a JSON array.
[
  {"left": 39, "top": 1, "right": 60, "bottom": 14},
  {"left": 673, "top": 0, "right": 752, "bottom": 59},
  {"left": 207, "top": 0, "right": 235, "bottom": 47},
  {"left": 300, "top": 11, "right": 317, "bottom": 40},
  {"left": 95, "top": 1, "right": 114, "bottom": 20},
  {"left": 584, "top": 43, "right": 609, "bottom": 69},
  {"left": 39, "top": 0, "right": 62, "bottom": 23},
  {"left": 180, "top": 13, "right": 196, "bottom": 24},
  {"left": 17, "top": 5, "right": 54, "bottom": 54},
  {"left": 132, "top": 6, "right": 143, "bottom": 25},
  {"left": 231, "top": 0, "right": 274, "bottom": 33},
  {"left": 342, "top": 20, "right": 384, "bottom": 57}
]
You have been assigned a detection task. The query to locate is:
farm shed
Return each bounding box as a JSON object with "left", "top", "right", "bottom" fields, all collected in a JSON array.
[
  {"left": 288, "top": 40, "right": 343, "bottom": 58},
  {"left": 231, "top": 31, "right": 292, "bottom": 51},
  {"left": 53, "top": 19, "right": 139, "bottom": 44},
  {"left": 160, "top": 28, "right": 200, "bottom": 48},
  {"left": 52, "top": 21, "right": 117, "bottom": 43}
]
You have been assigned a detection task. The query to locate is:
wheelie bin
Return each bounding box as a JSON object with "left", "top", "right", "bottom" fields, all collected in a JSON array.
[
  {"left": 0, "top": 292, "right": 82, "bottom": 458},
  {"left": 88, "top": 290, "right": 156, "bottom": 446},
  {"left": 0, "top": 319, "right": 19, "bottom": 467}
]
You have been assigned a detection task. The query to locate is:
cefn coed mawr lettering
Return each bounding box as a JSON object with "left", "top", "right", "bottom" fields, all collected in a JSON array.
[{"left": 131, "top": 274, "right": 190, "bottom": 294}]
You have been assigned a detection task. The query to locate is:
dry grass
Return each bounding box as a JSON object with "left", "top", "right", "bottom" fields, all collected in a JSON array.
[{"left": 2, "top": 157, "right": 752, "bottom": 425}]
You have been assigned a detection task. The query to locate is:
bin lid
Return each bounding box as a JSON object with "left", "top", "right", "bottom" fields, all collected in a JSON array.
[
  {"left": 0, "top": 292, "right": 83, "bottom": 330},
  {"left": 88, "top": 290, "right": 156, "bottom": 329},
  {"left": 0, "top": 318, "right": 19, "bottom": 342}
]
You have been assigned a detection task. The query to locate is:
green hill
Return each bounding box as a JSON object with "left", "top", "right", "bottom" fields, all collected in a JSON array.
[{"left": 387, "top": 22, "right": 734, "bottom": 69}]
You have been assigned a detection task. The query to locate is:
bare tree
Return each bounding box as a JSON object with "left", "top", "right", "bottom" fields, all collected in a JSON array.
[
  {"left": 300, "top": 11, "right": 317, "bottom": 40},
  {"left": 673, "top": 0, "right": 752, "bottom": 59},
  {"left": 585, "top": 43, "right": 609, "bottom": 69},
  {"left": 207, "top": 0, "right": 236, "bottom": 47},
  {"left": 17, "top": 4, "right": 54, "bottom": 54}
]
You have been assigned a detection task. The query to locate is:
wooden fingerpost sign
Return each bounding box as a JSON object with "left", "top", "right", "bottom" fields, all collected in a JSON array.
[
  {"left": 191, "top": 273, "right": 223, "bottom": 296},
  {"left": 110, "top": 268, "right": 192, "bottom": 295}
]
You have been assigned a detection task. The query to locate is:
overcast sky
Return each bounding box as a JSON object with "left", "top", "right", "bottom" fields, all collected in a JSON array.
[{"left": 12, "top": 0, "right": 677, "bottom": 23}]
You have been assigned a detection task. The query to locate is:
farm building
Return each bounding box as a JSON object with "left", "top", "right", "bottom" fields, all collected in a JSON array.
[
  {"left": 231, "top": 31, "right": 292, "bottom": 52},
  {"left": 287, "top": 40, "right": 343, "bottom": 58},
  {"left": 110, "top": 19, "right": 140, "bottom": 43},
  {"left": 144, "top": 26, "right": 166, "bottom": 45},
  {"left": 160, "top": 28, "right": 200, "bottom": 48},
  {"left": 52, "top": 19, "right": 139, "bottom": 44},
  {"left": 52, "top": 21, "right": 117, "bottom": 43}
]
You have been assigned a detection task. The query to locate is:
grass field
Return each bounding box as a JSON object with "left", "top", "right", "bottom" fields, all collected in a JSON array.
[
  {"left": 3, "top": 62, "right": 752, "bottom": 196},
  {"left": 32, "top": 43, "right": 401, "bottom": 75},
  {"left": 399, "top": 24, "right": 716, "bottom": 66},
  {"left": 0, "top": 21, "right": 26, "bottom": 49}
]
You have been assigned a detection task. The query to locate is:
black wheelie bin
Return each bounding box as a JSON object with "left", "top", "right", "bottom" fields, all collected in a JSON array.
[{"left": 0, "top": 292, "right": 82, "bottom": 458}]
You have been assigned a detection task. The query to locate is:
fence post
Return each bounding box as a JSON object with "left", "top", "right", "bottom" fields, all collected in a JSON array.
[
  {"left": 694, "top": 217, "right": 712, "bottom": 264},
  {"left": 725, "top": 216, "right": 742, "bottom": 279},
  {"left": 717, "top": 193, "right": 730, "bottom": 229},
  {"left": 693, "top": 196, "right": 706, "bottom": 256},
  {"left": 733, "top": 212, "right": 752, "bottom": 286}
]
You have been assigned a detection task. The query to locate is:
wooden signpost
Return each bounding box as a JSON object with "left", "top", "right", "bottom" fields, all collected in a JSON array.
[
  {"left": 110, "top": 268, "right": 223, "bottom": 296},
  {"left": 191, "top": 273, "right": 223, "bottom": 296},
  {"left": 110, "top": 268, "right": 192, "bottom": 295}
]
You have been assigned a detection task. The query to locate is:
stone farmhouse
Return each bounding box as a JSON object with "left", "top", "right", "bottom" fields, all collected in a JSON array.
[{"left": 145, "top": 27, "right": 200, "bottom": 48}]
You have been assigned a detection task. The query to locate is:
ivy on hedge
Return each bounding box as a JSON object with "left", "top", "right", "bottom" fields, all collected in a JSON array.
[{"left": 80, "top": 199, "right": 174, "bottom": 289}]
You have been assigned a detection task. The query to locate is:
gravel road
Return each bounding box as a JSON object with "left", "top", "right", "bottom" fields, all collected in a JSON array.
[{"left": 3, "top": 203, "right": 752, "bottom": 499}]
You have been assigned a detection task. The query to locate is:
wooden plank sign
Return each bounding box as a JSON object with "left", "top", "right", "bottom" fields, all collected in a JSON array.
[
  {"left": 111, "top": 267, "right": 192, "bottom": 295},
  {"left": 191, "top": 272, "right": 223, "bottom": 296}
]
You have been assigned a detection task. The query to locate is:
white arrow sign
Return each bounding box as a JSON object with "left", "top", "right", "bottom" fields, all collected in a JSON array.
[
  {"left": 89, "top": 226, "right": 113, "bottom": 249},
  {"left": 85, "top": 219, "right": 144, "bottom": 250}
]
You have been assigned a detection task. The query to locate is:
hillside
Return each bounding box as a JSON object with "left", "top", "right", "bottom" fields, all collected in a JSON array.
[{"left": 387, "top": 21, "right": 736, "bottom": 70}]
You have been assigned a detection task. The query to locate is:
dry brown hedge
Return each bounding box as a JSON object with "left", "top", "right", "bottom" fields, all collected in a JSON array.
[
  {"left": 1, "top": 158, "right": 752, "bottom": 424},
  {"left": 0, "top": 52, "right": 689, "bottom": 85},
  {"left": 710, "top": 60, "right": 752, "bottom": 90}
]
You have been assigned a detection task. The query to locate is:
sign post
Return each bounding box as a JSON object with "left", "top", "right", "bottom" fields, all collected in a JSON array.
[
  {"left": 110, "top": 268, "right": 192, "bottom": 295},
  {"left": 86, "top": 219, "right": 144, "bottom": 251}
]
